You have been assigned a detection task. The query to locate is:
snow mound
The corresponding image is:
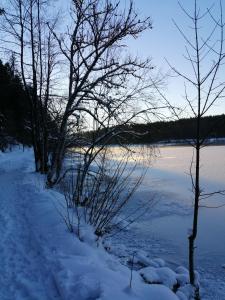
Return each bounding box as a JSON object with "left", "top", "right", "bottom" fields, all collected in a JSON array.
[
  {"left": 131, "top": 250, "right": 151, "bottom": 267},
  {"left": 175, "top": 266, "right": 189, "bottom": 275},
  {"left": 175, "top": 266, "right": 190, "bottom": 286},
  {"left": 150, "top": 258, "right": 166, "bottom": 268},
  {"left": 140, "top": 266, "right": 178, "bottom": 289},
  {"left": 128, "top": 250, "right": 166, "bottom": 269}
]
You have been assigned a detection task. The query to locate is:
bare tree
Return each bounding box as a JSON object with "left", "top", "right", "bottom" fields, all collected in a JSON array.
[
  {"left": 46, "top": 0, "right": 156, "bottom": 186},
  {"left": 0, "top": 0, "right": 58, "bottom": 173},
  {"left": 165, "top": 0, "right": 225, "bottom": 297}
]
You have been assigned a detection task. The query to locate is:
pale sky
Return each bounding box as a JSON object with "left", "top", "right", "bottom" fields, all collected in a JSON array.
[{"left": 128, "top": 0, "right": 225, "bottom": 116}]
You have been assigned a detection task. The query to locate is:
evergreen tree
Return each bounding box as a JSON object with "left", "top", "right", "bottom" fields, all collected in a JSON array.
[{"left": 0, "top": 59, "right": 31, "bottom": 150}]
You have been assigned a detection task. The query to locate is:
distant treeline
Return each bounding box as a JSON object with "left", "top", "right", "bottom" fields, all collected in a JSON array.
[
  {"left": 84, "top": 114, "right": 225, "bottom": 145},
  {"left": 119, "top": 115, "right": 225, "bottom": 144}
]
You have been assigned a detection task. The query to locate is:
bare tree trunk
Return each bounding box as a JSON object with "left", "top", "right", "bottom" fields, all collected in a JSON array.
[
  {"left": 47, "top": 120, "right": 67, "bottom": 186},
  {"left": 188, "top": 9, "right": 201, "bottom": 287},
  {"left": 18, "top": 0, "right": 39, "bottom": 171},
  {"left": 189, "top": 115, "right": 200, "bottom": 286},
  {"left": 30, "top": 0, "right": 43, "bottom": 171}
]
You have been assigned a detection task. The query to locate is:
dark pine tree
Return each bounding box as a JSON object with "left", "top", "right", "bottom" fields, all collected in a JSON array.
[{"left": 0, "top": 59, "right": 31, "bottom": 150}]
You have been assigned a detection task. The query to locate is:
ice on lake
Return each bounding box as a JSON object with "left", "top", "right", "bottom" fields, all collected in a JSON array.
[{"left": 109, "top": 145, "right": 225, "bottom": 299}]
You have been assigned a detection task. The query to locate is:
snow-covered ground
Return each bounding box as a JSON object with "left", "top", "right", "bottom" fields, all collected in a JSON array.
[
  {"left": 1, "top": 146, "right": 224, "bottom": 299},
  {"left": 108, "top": 145, "right": 225, "bottom": 300},
  {"left": 0, "top": 147, "right": 183, "bottom": 300}
]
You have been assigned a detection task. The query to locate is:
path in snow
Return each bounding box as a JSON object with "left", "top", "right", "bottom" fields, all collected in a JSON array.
[{"left": 0, "top": 150, "right": 60, "bottom": 300}]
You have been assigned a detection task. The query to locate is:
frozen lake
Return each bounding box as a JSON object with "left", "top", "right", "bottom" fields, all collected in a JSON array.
[{"left": 110, "top": 145, "right": 225, "bottom": 299}]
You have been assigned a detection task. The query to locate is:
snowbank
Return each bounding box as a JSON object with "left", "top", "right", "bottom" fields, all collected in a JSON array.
[{"left": 0, "top": 148, "right": 180, "bottom": 300}]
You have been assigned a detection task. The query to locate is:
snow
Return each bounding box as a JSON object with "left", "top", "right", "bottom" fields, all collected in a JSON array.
[
  {"left": 175, "top": 266, "right": 189, "bottom": 275},
  {"left": 131, "top": 250, "right": 151, "bottom": 267},
  {"left": 175, "top": 267, "right": 189, "bottom": 286},
  {"left": 127, "top": 250, "right": 166, "bottom": 269},
  {"left": 0, "top": 147, "right": 179, "bottom": 300},
  {"left": 0, "top": 148, "right": 59, "bottom": 300},
  {"left": 151, "top": 258, "right": 166, "bottom": 267},
  {"left": 140, "top": 266, "right": 178, "bottom": 289}
]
